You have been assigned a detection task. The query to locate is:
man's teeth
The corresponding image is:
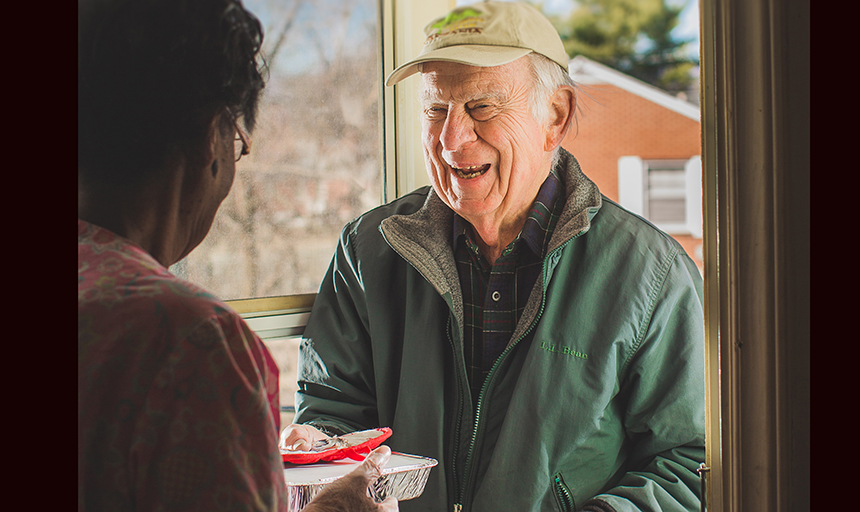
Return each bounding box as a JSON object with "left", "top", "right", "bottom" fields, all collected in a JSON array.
[{"left": 452, "top": 164, "right": 490, "bottom": 179}]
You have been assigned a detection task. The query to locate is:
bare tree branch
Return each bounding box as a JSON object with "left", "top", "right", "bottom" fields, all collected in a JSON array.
[{"left": 265, "top": 0, "right": 304, "bottom": 69}]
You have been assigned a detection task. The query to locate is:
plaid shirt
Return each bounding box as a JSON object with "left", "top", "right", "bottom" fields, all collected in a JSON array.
[{"left": 453, "top": 170, "right": 563, "bottom": 403}]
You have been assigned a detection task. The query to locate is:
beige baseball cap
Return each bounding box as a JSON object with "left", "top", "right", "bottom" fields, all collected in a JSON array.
[{"left": 385, "top": 1, "right": 569, "bottom": 86}]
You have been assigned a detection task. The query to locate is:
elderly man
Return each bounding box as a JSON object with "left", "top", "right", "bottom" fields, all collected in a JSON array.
[
  {"left": 283, "top": 2, "right": 705, "bottom": 511},
  {"left": 78, "top": 0, "right": 397, "bottom": 510}
]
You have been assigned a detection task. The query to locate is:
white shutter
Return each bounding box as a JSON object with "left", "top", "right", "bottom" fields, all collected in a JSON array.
[{"left": 618, "top": 156, "right": 645, "bottom": 216}]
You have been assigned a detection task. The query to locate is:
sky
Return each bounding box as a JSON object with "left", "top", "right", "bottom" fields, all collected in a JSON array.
[{"left": 671, "top": 0, "right": 701, "bottom": 58}]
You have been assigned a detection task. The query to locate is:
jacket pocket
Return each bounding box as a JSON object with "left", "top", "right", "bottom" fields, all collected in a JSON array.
[{"left": 552, "top": 472, "right": 576, "bottom": 512}]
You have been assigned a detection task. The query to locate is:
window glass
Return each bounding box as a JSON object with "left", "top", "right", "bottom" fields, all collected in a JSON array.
[
  {"left": 646, "top": 160, "right": 687, "bottom": 223},
  {"left": 170, "top": 0, "right": 383, "bottom": 300}
]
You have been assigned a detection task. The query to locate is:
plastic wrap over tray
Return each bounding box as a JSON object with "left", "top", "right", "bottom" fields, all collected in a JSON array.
[{"left": 283, "top": 452, "right": 437, "bottom": 511}]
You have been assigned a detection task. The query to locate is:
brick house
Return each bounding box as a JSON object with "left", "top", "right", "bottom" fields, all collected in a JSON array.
[{"left": 560, "top": 55, "right": 703, "bottom": 274}]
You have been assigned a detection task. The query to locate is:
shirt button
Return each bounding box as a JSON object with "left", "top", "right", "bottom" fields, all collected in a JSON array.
[{"left": 492, "top": 291, "right": 501, "bottom": 301}]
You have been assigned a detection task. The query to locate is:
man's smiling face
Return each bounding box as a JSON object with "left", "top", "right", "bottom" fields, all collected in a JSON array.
[{"left": 419, "top": 57, "right": 554, "bottom": 232}]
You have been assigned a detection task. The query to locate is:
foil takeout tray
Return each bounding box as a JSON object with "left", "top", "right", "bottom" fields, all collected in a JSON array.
[{"left": 283, "top": 452, "right": 437, "bottom": 511}]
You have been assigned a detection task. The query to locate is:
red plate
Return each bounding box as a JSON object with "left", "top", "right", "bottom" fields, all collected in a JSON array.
[{"left": 281, "top": 427, "right": 393, "bottom": 464}]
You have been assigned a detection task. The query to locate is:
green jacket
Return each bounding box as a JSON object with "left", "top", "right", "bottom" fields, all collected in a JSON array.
[{"left": 295, "top": 149, "right": 705, "bottom": 512}]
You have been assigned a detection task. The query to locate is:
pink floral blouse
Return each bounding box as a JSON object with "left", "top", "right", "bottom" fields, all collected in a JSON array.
[{"left": 78, "top": 220, "right": 287, "bottom": 511}]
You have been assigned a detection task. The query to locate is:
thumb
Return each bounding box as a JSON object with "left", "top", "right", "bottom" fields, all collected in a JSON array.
[{"left": 360, "top": 445, "right": 392, "bottom": 481}]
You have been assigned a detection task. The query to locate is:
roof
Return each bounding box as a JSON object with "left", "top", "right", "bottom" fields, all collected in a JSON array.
[{"left": 566, "top": 55, "right": 700, "bottom": 121}]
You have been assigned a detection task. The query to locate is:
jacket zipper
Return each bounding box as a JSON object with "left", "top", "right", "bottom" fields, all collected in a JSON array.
[
  {"left": 447, "top": 316, "right": 467, "bottom": 512},
  {"left": 553, "top": 472, "right": 575, "bottom": 512},
  {"left": 458, "top": 336, "right": 531, "bottom": 509},
  {"left": 455, "top": 234, "right": 584, "bottom": 510}
]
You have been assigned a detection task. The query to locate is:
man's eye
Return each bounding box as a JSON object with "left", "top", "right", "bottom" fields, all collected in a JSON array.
[
  {"left": 469, "top": 104, "right": 494, "bottom": 120},
  {"left": 424, "top": 107, "right": 448, "bottom": 120}
]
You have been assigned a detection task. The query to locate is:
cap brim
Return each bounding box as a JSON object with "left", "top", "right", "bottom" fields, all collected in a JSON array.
[{"left": 385, "top": 45, "right": 532, "bottom": 86}]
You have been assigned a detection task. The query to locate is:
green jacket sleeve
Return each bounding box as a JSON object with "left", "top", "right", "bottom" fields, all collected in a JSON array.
[
  {"left": 586, "top": 250, "right": 706, "bottom": 512},
  {"left": 293, "top": 219, "right": 380, "bottom": 436}
]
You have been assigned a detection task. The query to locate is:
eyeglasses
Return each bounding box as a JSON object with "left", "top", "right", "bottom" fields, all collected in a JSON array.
[{"left": 232, "top": 116, "right": 251, "bottom": 162}]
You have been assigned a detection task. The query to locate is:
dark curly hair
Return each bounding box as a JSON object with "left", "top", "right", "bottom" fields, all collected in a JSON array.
[{"left": 78, "top": 0, "right": 267, "bottom": 186}]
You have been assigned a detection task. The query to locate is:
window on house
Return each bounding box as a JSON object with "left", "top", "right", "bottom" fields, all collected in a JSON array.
[{"left": 644, "top": 159, "right": 687, "bottom": 225}]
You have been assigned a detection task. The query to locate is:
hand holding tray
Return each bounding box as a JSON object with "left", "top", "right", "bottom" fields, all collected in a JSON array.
[{"left": 283, "top": 451, "right": 438, "bottom": 511}]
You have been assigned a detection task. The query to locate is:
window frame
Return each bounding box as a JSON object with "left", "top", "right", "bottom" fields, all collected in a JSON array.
[
  {"left": 230, "top": 294, "right": 316, "bottom": 341},
  {"left": 700, "top": 0, "right": 809, "bottom": 509}
]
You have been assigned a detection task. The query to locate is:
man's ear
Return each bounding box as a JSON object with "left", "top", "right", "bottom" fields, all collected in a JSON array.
[{"left": 543, "top": 85, "right": 576, "bottom": 152}]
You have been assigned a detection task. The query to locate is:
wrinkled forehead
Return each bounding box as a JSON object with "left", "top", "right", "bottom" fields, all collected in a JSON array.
[{"left": 418, "top": 58, "right": 530, "bottom": 103}]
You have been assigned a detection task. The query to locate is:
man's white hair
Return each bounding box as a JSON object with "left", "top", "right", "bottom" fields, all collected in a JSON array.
[{"left": 526, "top": 52, "right": 578, "bottom": 170}]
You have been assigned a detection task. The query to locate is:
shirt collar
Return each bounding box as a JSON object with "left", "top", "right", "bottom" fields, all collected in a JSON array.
[{"left": 520, "top": 168, "right": 562, "bottom": 257}]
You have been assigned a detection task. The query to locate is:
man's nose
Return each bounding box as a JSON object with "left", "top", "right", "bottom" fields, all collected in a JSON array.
[{"left": 440, "top": 110, "right": 476, "bottom": 151}]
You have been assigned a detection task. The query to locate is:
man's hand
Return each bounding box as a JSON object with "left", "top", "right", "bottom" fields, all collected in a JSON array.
[
  {"left": 280, "top": 423, "right": 330, "bottom": 451},
  {"left": 300, "top": 445, "right": 399, "bottom": 512}
]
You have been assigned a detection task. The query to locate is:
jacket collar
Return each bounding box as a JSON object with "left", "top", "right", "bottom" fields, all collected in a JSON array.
[
  {"left": 546, "top": 148, "right": 603, "bottom": 252},
  {"left": 380, "top": 148, "right": 602, "bottom": 337}
]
